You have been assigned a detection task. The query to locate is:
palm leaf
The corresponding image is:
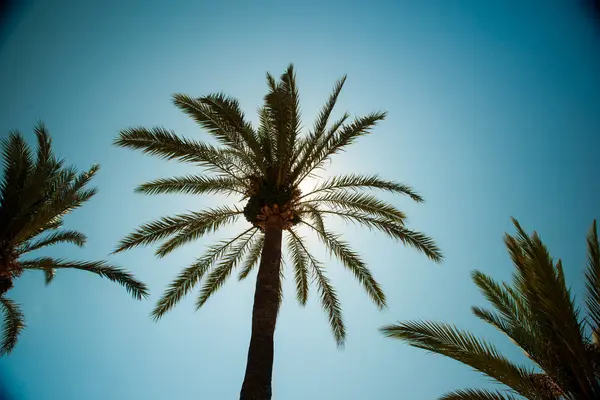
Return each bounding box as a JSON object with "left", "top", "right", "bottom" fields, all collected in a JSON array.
[
  {"left": 0, "top": 297, "right": 25, "bottom": 356},
  {"left": 438, "top": 389, "right": 520, "bottom": 400},
  {"left": 43, "top": 267, "right": 56, "bottom": 285},
  {"left": 301, "top": 191, "right": 407, "bottom": 221},
  {"left": 585, "top": 220, "right": 600, "bottom": 330},
  {"left": 152, "top": 228, "right": 254, "bottom": 319},
  {"left": 289, "top": 228, "right": 345, "bottom": 345},
  {"left": 238, "top": 234, "right": 265, "bottom": 281},
  {"left": 380, "top": 321, "right": 537, "bottom": 398},
  {"left": 21, "top": 258, "right": 148, "bottom": 300},
  {"left": 114, "top": 206, "right": 242, "bottom": 255},
  {"left": 505, "top": 219, "right": 597, "bottom": 395},
  {"left": 293, "top": 112, "right": 349, "bottom": 184},
  {"left": 154, "top": 206, "right": 242, "bottom": 257},
  {"left": 286, "top": 231, "right": 310, "bottom": 305},
  {"left": 301, "top": 221, "right": 386, "bottom": 309},
  {"left": 300, "top": 174, "right": 423, "bottom": 202},
  {"left": 18, "top": 230, "right": 87, "bottom": 254},
  {"left": 298, "top": 112, "right": 386, "bottom": 182},
  {"left": 135, "top": 175, "right": 246, "bottom": 197},
  {"left": 315, "top": 210, "right": 443, "bottom": 262},
  {"left": 289, "top": 72, "right": 347, "bottom": 179},
  {"left": 196, "top": 229, "right": 258, "bottom": 308},
  {"left": 172, "top": 93, "right": 263, "bottom": 173},
  {"left": 114, "top": 127, "right": 250, "bottom": 182}
]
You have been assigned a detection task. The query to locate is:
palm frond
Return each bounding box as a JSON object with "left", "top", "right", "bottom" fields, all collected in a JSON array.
[
  {"left": 505, "top": 219, "right": 596, "bottom": 394},
  {"left": 301, "top": 191, "right": 407, "bottom": 221},
  {"left": 286, "top": 231, "right": 310, "bottom": 305},
  {"left": 300, "top": 174, "right": 424, "bottom": 202},
  {"left": 43, "top": 267, "right": 56, "bottom": 285},
  {"left": 585, "top": 220, "right": 600, "bottom": 330},
  {"left": 152, "top": 228, "right": 254, "bottom": 319},
  {"left": 311, "top": 260, "right": 346, "bottom": 347},
  {"left": 238, "top": 234, "right": 265, "bottom": 281},
  {"left": 471, "top": 271, "right": 525, "bottom": 325},
  {"left": 438, "top": 389, "right": 520, "bottom": 400},
  {"left": 0, "top": 131, "right": 33, "bottom": 200},
  {"left": 154, "top": 206, "right": 242, "bottom": 257},
  {"left": 135, "top": 175, "right": 246, "bottom": 197},
  {"left": 268, "top": 66, "right": 303, "bottom": 176},
  {"left": 314, "top": 210, "right": 443, "bottom": 262},
  {"left": 17, "top": 164, "right": 99, "bottom": 242},
  {"left": 301, "top": 204, "right": 326, "bottom": 232},
  {"left": 196, "top": 229, "right": 258, "bottom": 308},
  {"left": 114, "top": 206, "right": 241, "bottom": 255},
  {"left": 21, "top": 258, "right": 148, "bottom": 300},
  {"left": 470, "top": 307, "right": 539, "bottom": 368},
  {"left": 301, "top": 221, "right": 386, "bottom": 309},
  {"left": 297, "top": 112, "right": 386, "bottom": 183},
  {"left": 18, "top": 230, "right": 87, "bottom": 255},
  {"left": 293, "top": 112, "right": 349, "bottom": 184},
  {"left": 289, "top": 74, "right": 347, "bottom": 181},
  {"left": 114, "top": 127, "right": 250, "bottom": 182},
  {"left": 264, "top": 71, "right": 292, "bottom": 173},
  {"left": 21, "top": 217, "right": 64, "bottom": 243},
  {"left": 172, "top": 93, "right": 263, "bottom": 173},
  {"left": 0, "top": 297, "right": 25, "bottom": 356},
  {"left": 257, "top": 106, "right": 275, "bottom": 168},
  {"left": 32, "top": 123, "right": 53, "bottom": 167},
  {"left": 470, "top": 271, "right": 541, "bottom": 367},
  {"left": 288, "top": 228, "right": 345, "bottom": 345},
  {"left": 380, "top": 321, "right": 537, "bottom": 398},
  {"left": 277, "top": 65, "right": 301, "bottom": 175},
  {"left": 0, "top": 132, "right": 36, "bottom": 237}
]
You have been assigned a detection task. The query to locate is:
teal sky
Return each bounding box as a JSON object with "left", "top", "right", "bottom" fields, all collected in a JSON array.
[{"left": 0, "top": 1, "right": 599, "bottom": 399}]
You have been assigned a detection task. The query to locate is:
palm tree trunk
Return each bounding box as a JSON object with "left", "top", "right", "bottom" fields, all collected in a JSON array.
[{"left": 240, "top": 215, "right": 283, "bottom": 400}]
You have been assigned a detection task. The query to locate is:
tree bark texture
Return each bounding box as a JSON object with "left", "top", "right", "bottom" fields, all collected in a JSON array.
[{"left": 240, "top": 215, "right": 283, "bottom": 400}]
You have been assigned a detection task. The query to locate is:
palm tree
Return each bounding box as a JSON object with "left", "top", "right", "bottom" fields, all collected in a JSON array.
[
  {"left": 0, "top": 123, "right": 149, "bottom": 355},
  {"left": 381, "top": 218, "right": 600, "bottom": 400},
  {"left": 113, "top": 64, "right": 443, "bottom": 400}
]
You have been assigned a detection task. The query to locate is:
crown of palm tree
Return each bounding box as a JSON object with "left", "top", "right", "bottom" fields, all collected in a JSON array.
[
  {"left": 0, "top": 124, "right": 149, "bottom": 355},
  {"left": 381, "top": 218, "right": 600, "bottom": 400},
  {"left": 114, "top": 64, "right": 442, "bottom": 345}
]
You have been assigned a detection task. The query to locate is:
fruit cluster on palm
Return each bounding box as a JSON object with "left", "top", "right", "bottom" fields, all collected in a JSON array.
[
  {"left": 0, "top": 124, "right": 148, "bottom": 356},
  {"left": 114, "top": 64, "right": 443, "bottom": 399},
  {"left": 382, "top": 218, "right": 600, "bottom": 400}
]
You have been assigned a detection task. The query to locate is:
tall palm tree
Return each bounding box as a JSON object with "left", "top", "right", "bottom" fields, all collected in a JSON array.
[
  {"left": 381, "top": 218, "right": 600, "bottom": 400},
  {"left": 0, "top": 123, "right": 148, "bottom": 355},
  {"left": 113, "top": 64, "right": 443, "bottom": 400}
]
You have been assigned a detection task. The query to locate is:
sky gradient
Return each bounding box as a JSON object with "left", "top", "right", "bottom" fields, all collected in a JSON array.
[{"left": 0, "top": 1, "right": 599, "bottom": 399}]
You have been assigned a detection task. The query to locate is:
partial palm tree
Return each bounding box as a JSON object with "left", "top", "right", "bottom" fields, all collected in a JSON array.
[
  {"left": 0, "top": 123, "right": 148, "bottom": 355},
  {"left": 113, "top": 64, "right": 443, "bottom": 400},
  {"left": 381, "top": 218, "right": 600, "bottom": 400}
]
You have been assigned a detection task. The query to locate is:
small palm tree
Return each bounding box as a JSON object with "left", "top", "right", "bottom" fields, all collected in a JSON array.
[
  {"left": 381, "top": 218, "right": 600, "bottom": 400},
  {"left": 114, "top": 64, "right": 442, "bottom": 400},
  {"left": 0, "top": 124, "right": 149, "bottom": 355}
]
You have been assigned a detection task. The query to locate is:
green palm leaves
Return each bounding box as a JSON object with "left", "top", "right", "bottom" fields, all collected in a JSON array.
[
  {"left": 114, "top": 64, "right": 442, "bottom": 346},
  {"left": 382, "top": 219, "right": 600, "bottom": 399},
  {"left": 0, "top": 124, "right": 148, "bottom": 355}
]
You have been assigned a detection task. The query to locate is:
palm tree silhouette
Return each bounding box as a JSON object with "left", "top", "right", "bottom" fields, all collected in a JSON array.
[
  {"left": 114, "top": 65, "right": 442, "bottom": 399},
  {"left": 382, "top": 218, "right": 600, "bottom": 399},
  {"left": 0, "top": 124, "right": 148, "bottom": 355}
]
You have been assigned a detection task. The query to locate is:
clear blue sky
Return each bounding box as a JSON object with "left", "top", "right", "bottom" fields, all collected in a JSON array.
[{"left": 0, "top": 1, "right": 599, "bottom": 399}]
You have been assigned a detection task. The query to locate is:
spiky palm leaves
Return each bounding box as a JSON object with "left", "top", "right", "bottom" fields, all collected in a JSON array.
[
  {"left": 114, "top": 65, "right": 442, "bottom": 341},
  {"left": 0, "top": 124, "right": 148, "bottom": 355},
  {"left": 114, "top": 64, "right": 442, "bottom": 399},
  {"left": 381, "top": 219, "right": 600, "bottom": 400}
]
